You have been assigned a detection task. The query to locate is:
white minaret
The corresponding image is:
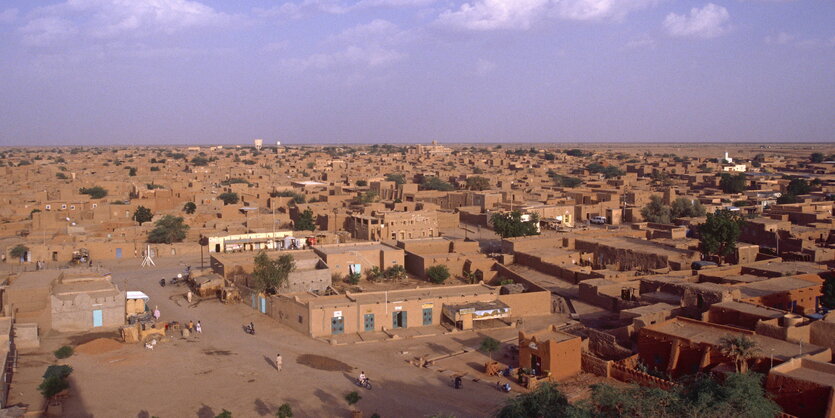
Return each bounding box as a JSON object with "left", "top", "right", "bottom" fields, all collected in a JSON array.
[
  {"left": 254, "top": 139, "right": 263, "bottom": 150},
  {"left": 724, "top": 152, "right": 732, "bottom": 164}
]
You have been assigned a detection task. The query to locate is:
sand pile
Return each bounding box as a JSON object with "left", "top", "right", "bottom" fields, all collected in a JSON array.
[{"left": 75, "top": 338, "right": 123, "bottom": 355}]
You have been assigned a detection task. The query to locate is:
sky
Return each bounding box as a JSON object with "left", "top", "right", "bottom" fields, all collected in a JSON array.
[{"left": 0, "top": 0, "right": 832, "bottom": 146}]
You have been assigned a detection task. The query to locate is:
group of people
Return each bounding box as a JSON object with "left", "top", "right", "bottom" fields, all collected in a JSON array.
[{"left": 187, "top": 320, "right": 202, "bottom": 334}]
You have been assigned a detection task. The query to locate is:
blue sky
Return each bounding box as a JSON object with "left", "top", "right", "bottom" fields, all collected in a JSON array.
[{"left": 0, "top": 0, "right": 832, "bottom": 145}]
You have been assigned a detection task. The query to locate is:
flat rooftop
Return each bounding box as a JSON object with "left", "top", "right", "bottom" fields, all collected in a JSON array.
[
  {"left": 292, "top": 283, "right": 498, "bottom": 308},
  {"left": 709, "top": 301, "right": 785, "bottom": 319},
  {"left": 578, "top": 236, "right": 696, "bottom": 258},
  {"left": 314, "top": 242, "right": 401, "bottom": 255},
  {"left": 772, "top": 358, "right": 835, "bottom": 388},
  {"left": 11, "top": 270, "right": 62, "bottom": 290},
  {"left": 648, "top": 318, "right": 825, "bottom": 361},
  {"left": 525, "top": 327, "right": 579, "bottom": 344},
  {"left": 738, "top": 276, "right": 821, "bottom": 298}
]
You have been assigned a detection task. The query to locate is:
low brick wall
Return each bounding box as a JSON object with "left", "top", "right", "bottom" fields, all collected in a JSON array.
[
  {"left": 581, "top": 352, "right": 611, "bottom": 377},
  {"left": 609, "top": 361, "right": 679, "bottom": 390}
]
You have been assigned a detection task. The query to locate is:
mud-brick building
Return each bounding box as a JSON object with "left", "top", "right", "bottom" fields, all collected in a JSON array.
[
  {"left": 737, "top": 274, "right": 824, "bottom": 314},
  {"left": 266, "top": 282, "right": 549, "bottom": 338},
  {"left": 518, "top": 325, "right": 582, "bottom": 381},
  {"left": 211, "top": 250, "right": 332, "bottom": 294},
  {"left": 766, "top": 357, "right": 835, "bottom": 418},
  {"left": 637, "top": 317, "right": 831, "bottom": 379},
  {"left": 3, "top": 268, "right": 124, "bottom": 333}
]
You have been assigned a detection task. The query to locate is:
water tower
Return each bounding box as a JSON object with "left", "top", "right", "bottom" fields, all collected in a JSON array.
[{"left": 254, "top": 138, "right": 263, "bottom": 150}]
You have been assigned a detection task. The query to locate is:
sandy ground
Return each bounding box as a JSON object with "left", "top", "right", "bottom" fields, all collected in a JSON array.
[{"left": 8, "top": 256, "right": 545, "bottom": 418}]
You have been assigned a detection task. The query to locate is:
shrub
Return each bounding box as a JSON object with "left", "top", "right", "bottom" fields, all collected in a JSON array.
[
  {"left": 54, "top": 346, "right": 73, "bottom": 359},
  {"left": 426, "top": 265, "right": 450, "bottom": 284}
]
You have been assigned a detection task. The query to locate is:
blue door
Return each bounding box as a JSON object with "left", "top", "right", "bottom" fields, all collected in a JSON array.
[
  {"left": 332, "top": 317, "right": 344, "bottom": 335},
  {"left": 115, "top": 248, "right": 122, "bottom": 259},
  {"left": 364, "top": 314, "right": 375, "bottom": 332},
  {"left": 251, "top": 294, "right": 257, "bottom": 309},
  {"left": 423, "top": 308, "right": 433, "bottom": 326},
  {"left": 92, "top": 310, "right": 103, "bottom": 327},
  {"left": 259, "top": 297, "right": 267, "bottom": 314}
]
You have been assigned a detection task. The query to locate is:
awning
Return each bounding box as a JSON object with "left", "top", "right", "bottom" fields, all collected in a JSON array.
[{"left": 126, "top": 291, "right": 150, "bottom": 301}]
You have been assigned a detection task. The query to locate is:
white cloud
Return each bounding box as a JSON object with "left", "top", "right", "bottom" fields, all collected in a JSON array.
[
  {"left": 20, "top": 0, "right": 235, "bottom": 46},
  {"left": 0, "top": 8, "right": 19, "bottom": 24},
  {"left": 764, "top": 32, "right": 835, "bottom": 49},
  {"left": 255, "top": 0, "right": 436, "bottom": 19},
  {"left": 284, "top": 19, "right": 410, "bottom": 71},
  {"left": 663, "top": 3, "right": 730, "bottom": 39},
  {"left": 20, "top": 17, "right": 78, "bottom": 47},
  {"left": 437, "top": 0, "right": 657, "bottom": 31}
]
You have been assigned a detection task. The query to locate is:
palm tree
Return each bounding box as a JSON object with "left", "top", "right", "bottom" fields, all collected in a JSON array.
[{"left": 718, "top": 335, "right": 759, "bottom": 373}]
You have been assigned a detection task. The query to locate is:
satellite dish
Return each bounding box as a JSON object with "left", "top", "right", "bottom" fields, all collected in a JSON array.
[{"left": 65, "top": 217, "right": 71, "bottom": 221}]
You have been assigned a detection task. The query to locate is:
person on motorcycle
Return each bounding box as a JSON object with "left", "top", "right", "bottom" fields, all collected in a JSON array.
[{"left": 358, "top": 371, "right": 367, "bottom": 385}]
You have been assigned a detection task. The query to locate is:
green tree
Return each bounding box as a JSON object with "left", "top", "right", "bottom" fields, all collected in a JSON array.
[
  {"left": 38, "top": 365, "right": 73, "bottom": 400},
  {"left": 496, "top": 382, "right": 582, "bottom": 418},
  {"left": 490, "top": 211, "right": 540, "bottom": 238},
  {"left": 384, "top": 265, "right": 407, "bottom": 280},
  {"left": 54, "top": 346, "right": 73, "bottom": 359},
  {"left": 183, "top": 202, "right": 197, "bottom": 214},
  {"left": 426, "top": 265, "right": 450, "bottom": 284},
  {"left": 271, "top": 190, "right": 306, "bottom": 204},
  {"left": 365, "top": 266, "right": 382, "bottom": 282},
  {"left": 811, "top": 152, "right": 825, "bottom": 163},
  {"left": 786, "top": 177, "right": 811, "bottom": 196},
  {"left": 252, "top": 251, "right": 296, "bottom": 293},
  {"left": 564, "top": 149, "right": 586, "bottom": 157},
  {"left": 671, "top": 197, "right": 706, "bottom": 219},
  {"left": 128, "top": 167, "right": 137, "bottom": 176},
  {"left": 295, "top": 208, "right": 316, "bottom": 231},
  {"left": 720, "top": 173, "right": 746, "bottom": 194},
  {"left": 133, "top": 206, "right": 153, "bottom": 225},
  {"left": 586, "top": 163, "right": 624, "bottom": 179},
  {"left": 641, "top": 195, "right": 672, "bottom": 224},
  {"left": 214, "top": 410, "right": 232, "bottom": 418},
  {"left": 465, "top": 176, "right": 491, "bottom": 191},
  {"left": 356, "top": 180, "right": 368, "bottom": 187},
  {"left": 479, "top": 337, "right": 500, "bottom": 361},
  {"left": 147, "top": 215, "right": 189, "bottom": 244},
  {"left": 10, "top": 244, "right": 28, "bottom": 263},
  {"left": 56, "top": 172, "right": 68, "bottom": 180},
  {"left": 219, "top": 192, "right": 239, "bottom": 205},
  {"left": 548, "top": 171, "right": 582, "bottom": 188},
  {"left": 191, "top": 156, "right": 209, "bottom": 166},
  {"left": 79, "top": 186, "right": 108, "bottom": 199},
  {"left": 276, "top": 403, "right": 293, "bottom": 418},
  {"left": 718, "top": 335, "right": 759, "bottom": 374},
  {"left": 355, "top": 191, "right": 379, "bottom": 204},
  {"left": 821, "top": 274, "right": 835, "bottom": 309},
  {"left": 385, "top": 173, "right": 406, "bottom": 185},
  {"left": 422, "top": 176, "right": 454, "bottom": 191},
  {"left": 698, "top": 210, "right": 744, "bottom": 265}
]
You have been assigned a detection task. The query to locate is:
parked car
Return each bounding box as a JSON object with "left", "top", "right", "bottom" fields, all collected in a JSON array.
[{"left": 590, "top": 216, "right": 607, "bottom": 225}]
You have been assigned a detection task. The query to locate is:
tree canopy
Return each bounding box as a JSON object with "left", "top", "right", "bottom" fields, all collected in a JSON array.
[
  {"left": 671, "top": 197, "right": 706, "bottom": 219},
  {"left": 133, "top": 206, "right": 153, "bottom": 225},
  {"left": 422, "top": 176, "right": 454, "bottom": 191},
  {"left": 641, "top": 195, "right": 671, "bottom": 224},
  {"left": 720, "top": 173, "right": 746, "bottom": 194},
  {"left": 79, "top": 186, "right": 108, "bottom": 199},
  {"left": 496, "top": 373, "right": 780, "bottom": 418},
  {"left": 218, "top": 192, "right": 239, "bottom": 205},
  {"left": 586, "top": 163, "right": 624, "bottom": 179},
  {"left": 385, "top": 173, "right": 406, "bottom": 185},
  {"left": 252, "top": 251, "right": 296, "bottom": 293},
  {"left": 295, "top": 208, "right": 316, "bottom": 231},
  {"left": 465, "top": 176, "right": 491, "bottom": 191},
  {"left": 147, "top": 215, "right": 189, "bottom": 244},
  {"left": 698, "top": 209, "right": 745, "bottom": 264},
  {"left": 426, "top": 265, "right": 450, "bottom": 284},
  {"left": 183, "top": 202, "right": 197, "bottom": 214},
  {"left": 491, "top": 211, "right": 540, "bottom": 238}
]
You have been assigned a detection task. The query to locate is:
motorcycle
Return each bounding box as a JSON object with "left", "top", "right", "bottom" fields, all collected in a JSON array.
[
  {"left": 355, "top": 378, "right": 372, "bottom": 390},
  {"left": 244, "top": 323, "right": 255, "bottom": 335},
  {"left": 159, "top": 278, "right": 166, "bottom": 287}
]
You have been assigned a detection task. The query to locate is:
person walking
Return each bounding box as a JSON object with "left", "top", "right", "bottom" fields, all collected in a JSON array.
[
  {"left": 153, "top": 306, "right": 160, "bottom": 321},
  {"left": 187, "top": 290, "right": 193, "bottom": 303},
  {"left": 195, "top": 321, "right": 202, "bottom": 333},
  {"left": 275, "top": 353, "right": 283, "bottom": 372}
]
